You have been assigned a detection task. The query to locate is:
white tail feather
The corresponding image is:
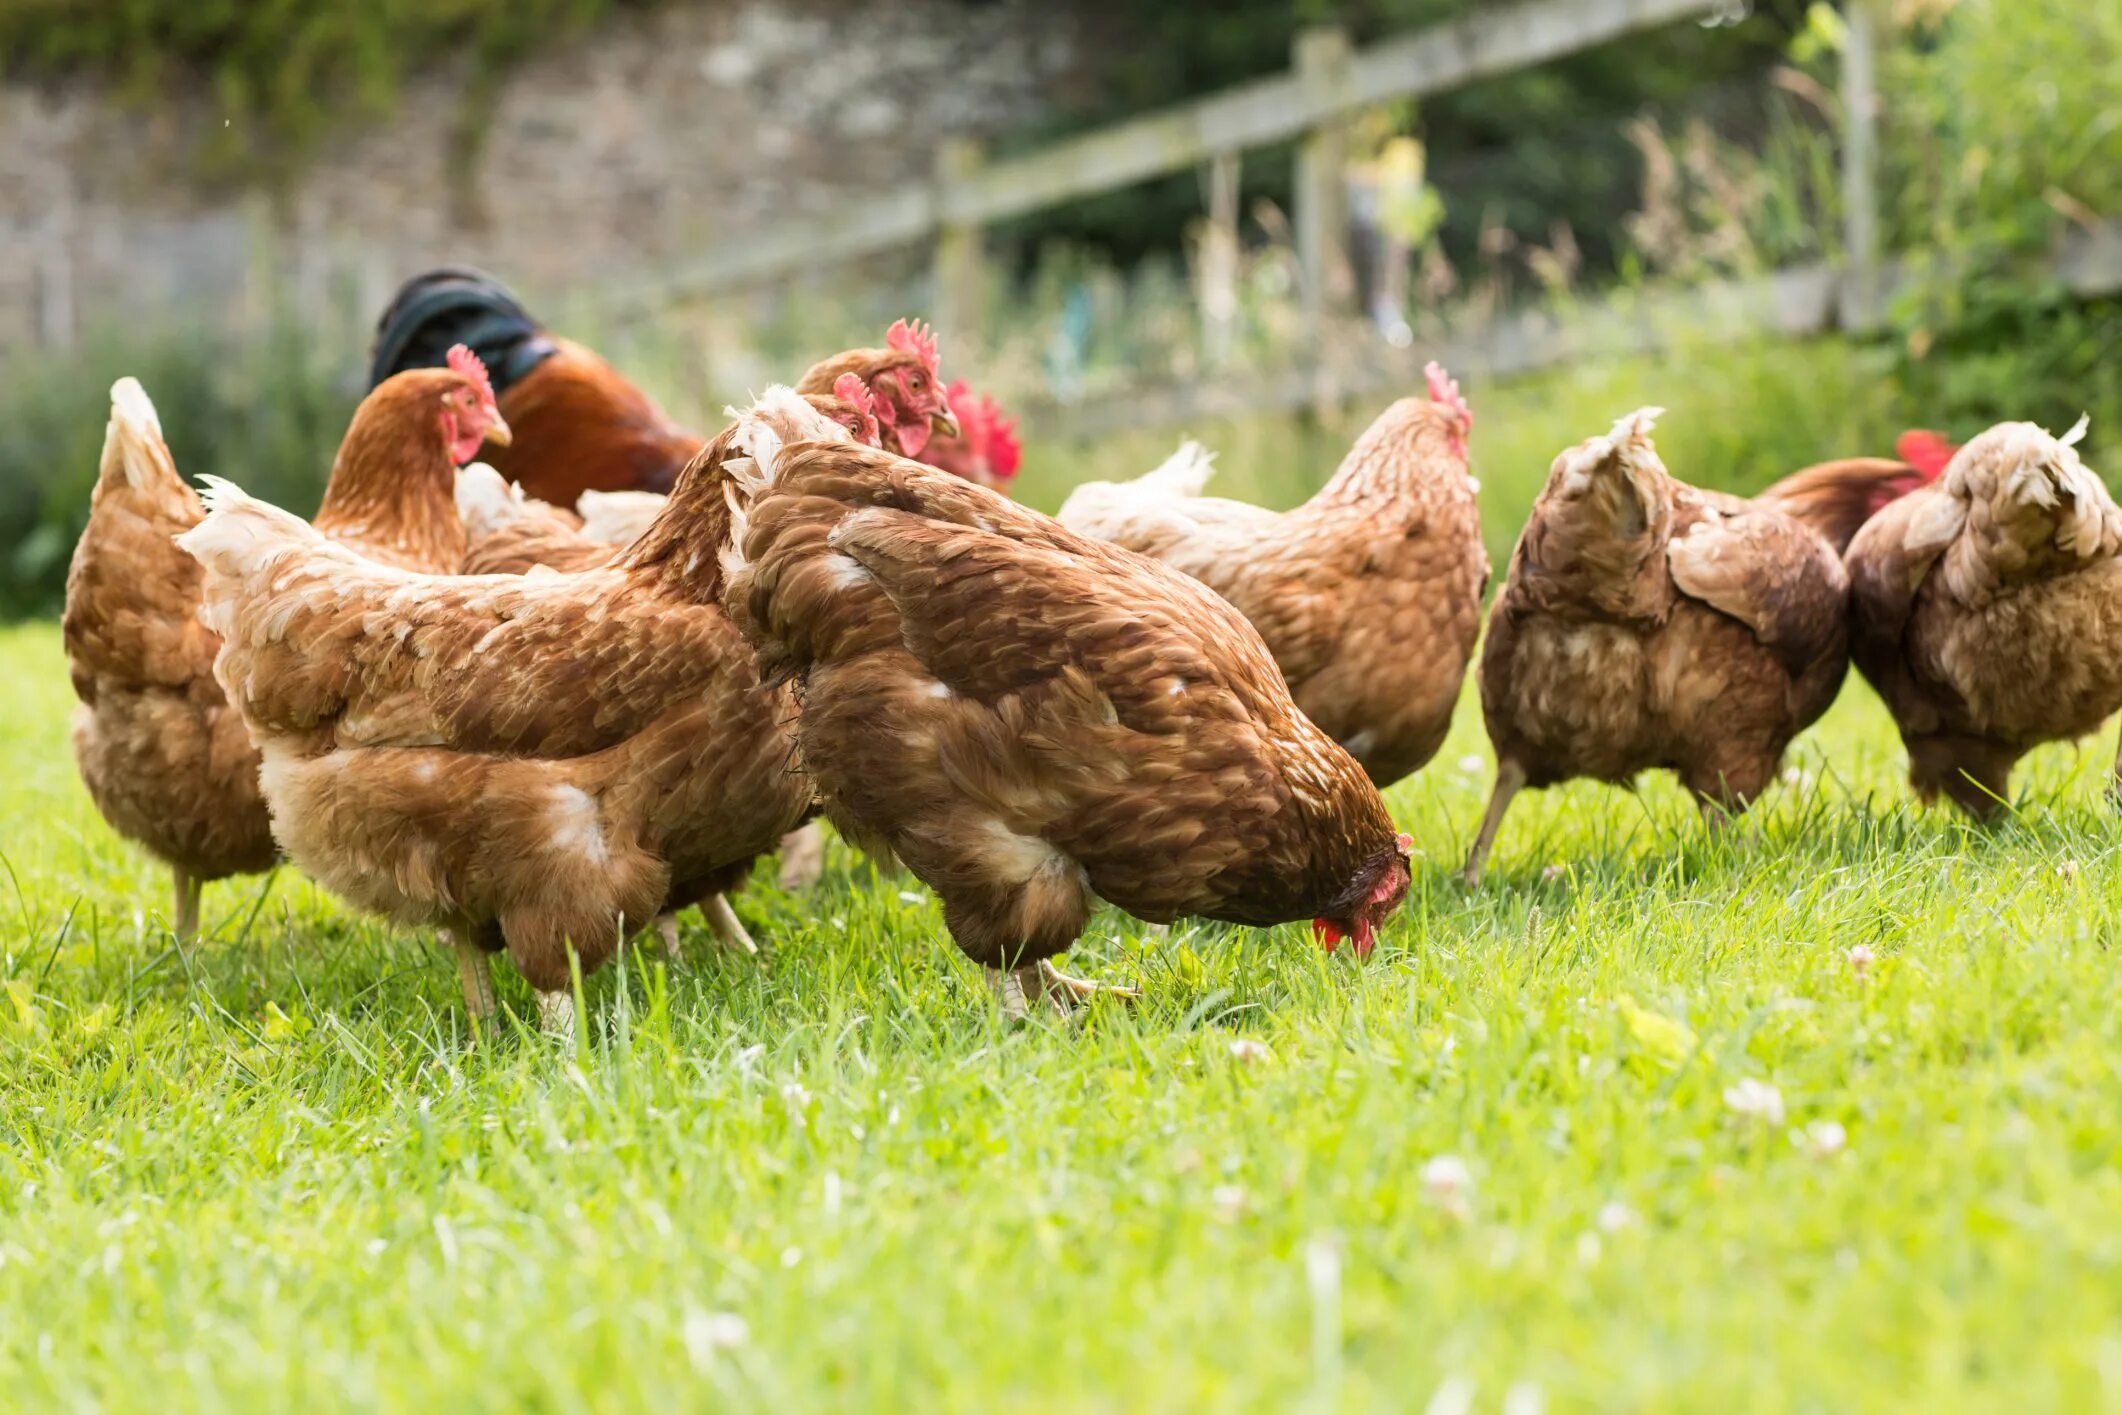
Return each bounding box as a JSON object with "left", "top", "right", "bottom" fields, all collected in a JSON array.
[
  {"left": 175, "top": 476, "right": 327, "bottom": 582},
  {"left": 100, "top": 377, "right": 180, "bottom": 494},
  {"left": 576, "top": 489, "right": 668, "bottom": 546},
  {"left": 453, "top": 463, "right": 529, "bottom": 540},
  {"left": 1137, "top": 439, "right": 1218, "bottom": 497},
  {"left": 725, "top": 385, "right": 850, "bottom": 488},
  {"left": 1055, "top": 438, "right": 1219, "bottom": 537}
]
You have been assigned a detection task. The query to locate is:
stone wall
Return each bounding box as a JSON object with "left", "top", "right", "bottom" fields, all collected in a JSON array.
[{"left": 0, "top": 0, "right": 1082, "bottom": 353}]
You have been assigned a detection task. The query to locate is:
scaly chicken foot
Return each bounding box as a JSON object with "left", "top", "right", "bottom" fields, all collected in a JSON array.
[
  {"left": 986, "top": 960, "right": 1140, "bottom": 1021},
  {"left": 536, "top": 990, "right": 577, "bottom": 1040},
  {"left": 1463, "top": 760, "right": 1528, "bottom": 886}
]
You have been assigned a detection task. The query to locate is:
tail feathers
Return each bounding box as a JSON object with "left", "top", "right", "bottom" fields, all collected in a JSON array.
[
  {"left": 99, "top": 377, "right": 181, "bottom": 495},
  {"left": 577, "top": 489, "right": 668, "bottom": 546},
  {"left": 367, "top": 266, "right": 555, "bottom": 394},
  {"left": 454, "top": 463, "right": 533, "bottom": 541},
  {"left": 1998, "top": 416, "right": 2111, "bottom": 560},
  {"left": 1755, "top": 457, "right": 1935, "bottom": 556},
  {"left": 724, "top": 386, "right": 851, "bottom": 492},
  {"left": 175, "top": 477, "right": 327, "bottom": 584},
  {"left": 1054, "top": 439, "right": 1217, "bottom": 539},
  {"left": 1135, "top": 439, "right": 1218, "bottom": 498}
]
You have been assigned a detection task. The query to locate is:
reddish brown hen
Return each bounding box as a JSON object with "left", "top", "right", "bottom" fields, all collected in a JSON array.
[
  {"left": 717, "top": 398, "right": 1414, "bottom": 1016},
  {"left": 1058, "top": 363, "right": 1487, "bottom": 786},
  {"left": 370, "top": 269, "right": 956, "bottom": 504},
  {"left": 1465, "top": 408, "right": 1939, "bottom": 882},
  {"left": 1846, "top": 416, "right": 2122, "bottom": 816},
  {"left": 63, "top": 353, "right": 510, "bottom": 938}
]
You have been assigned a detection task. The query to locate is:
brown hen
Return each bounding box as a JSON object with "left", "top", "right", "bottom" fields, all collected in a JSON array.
[
  {"left": 1466, "top": 408, "right": 1899, "bottom": 882},
  {"left": 63, "top": 355, "right": 510, "bottom": 938},
  {"left": 175, "top": 389, "right": 841, "bottom": 1033},
  {"left": 1057, "top": 363, "right": 1487, "bottom": 786},
  {"left": 717, "top": 402, "right": 1414, "bottom": 1016},
  {"left": 1845, "top": 416, "right": 2122, "bottom": 816}
]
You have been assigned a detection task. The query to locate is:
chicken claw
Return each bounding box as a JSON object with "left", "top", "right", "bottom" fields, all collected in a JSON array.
[
  {"left": 986, "top": 960, "right": 1140, "bottom": 1020},
  {"left": 536, "top": 990, "right": 576, "bottom": 1040}
]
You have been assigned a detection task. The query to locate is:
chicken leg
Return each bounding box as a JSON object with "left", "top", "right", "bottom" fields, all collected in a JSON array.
[
  {"left": 172, "top": 867, "right": 203, "bottom": 943},
  {"left": 776, "top": 823, "right": 828, "bottom": 891},
  {"left": 702, "top": 894, "right": 759, "bottom": 955},
  {"left": 453, "top": 933, "right": 498, "bottom": 1024},
  {"left": 1463, "top": 760, "right": 1528, "bottom": 885}
]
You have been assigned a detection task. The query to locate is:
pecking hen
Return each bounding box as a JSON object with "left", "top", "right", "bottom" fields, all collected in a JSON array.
[
  {"left": 716, "top": 396, "right": 1415, "bottom": 1016},
  {"left": 63, "top": 351, "right": 510, "bottom": 938},
  {"left": 1057, "top": 363, "right": 1487, "bottom": 786},
  {"left": 1845, "top": 416, "right": 2122, "bottom": 816},
  {"left": 1465, "top": 409, "right": 1943, "bottom": 882},
  {"left": 175, "top": 390, "right": 844, "bottom": 1033}
]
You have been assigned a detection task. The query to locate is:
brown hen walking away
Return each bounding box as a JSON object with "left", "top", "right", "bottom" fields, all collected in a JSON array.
[
  {"left": 1846, "top": 416, "right": 2122, "bottom": 817},
  {"left": 63, "top": 353, "right": 511, "bottom": 939},
  {"left": 1058, "top": 363, "right": 1488, "bottom": 787},
  {"left": 1465, "top": 409, "right": 1941, "bottom": 883},
  {"left": 175, "top": 389, "right": 842, "bottom": 1032},
  {"left": 716, "top": 397, "right": 1415, "bottom": 1016}
]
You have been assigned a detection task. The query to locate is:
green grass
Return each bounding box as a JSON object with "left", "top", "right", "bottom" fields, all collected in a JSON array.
[{"left": 6, "top": 593, "right": 2122, "bottom": 1411}]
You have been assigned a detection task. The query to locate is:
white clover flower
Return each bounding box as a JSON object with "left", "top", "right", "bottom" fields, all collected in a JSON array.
[
  {"left": 1845, "top": 944, "right": 1876, "bottom": 976},
  {"left": 1796, "top": 1119, "right": 1848, "bottom": 1160},
  {"left": 1227, "top": 1038, "right": 1272, "bottom": 1066},
  {"left": 1421, "top": 1155, "right": 1474, "bottom": 1218},
  {"left": 1724, "top": 1078, "right": 1785, "bottom": 1126},
  {"left": 1595, "top": 1200, "right": 1640, "bottom": 1233}
]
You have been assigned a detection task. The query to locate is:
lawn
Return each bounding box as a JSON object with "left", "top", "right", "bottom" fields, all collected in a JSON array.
[{"left": 3, "top": 595, "right": 2121, "bottom": 1412}]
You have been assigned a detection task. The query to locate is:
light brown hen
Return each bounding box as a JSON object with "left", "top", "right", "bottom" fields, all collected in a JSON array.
[
  {"left": 176, "top": 389, "right": 840, "bottom": 1033},
  {"left": 1057, "top": 363, "right": 1487, "bottom": 786},
  {"left": 63, "top": 354, "right": 510, "bottom": 937},
  {"left": 1845, "top": 416, "right": 2122, "bottom": 816}
]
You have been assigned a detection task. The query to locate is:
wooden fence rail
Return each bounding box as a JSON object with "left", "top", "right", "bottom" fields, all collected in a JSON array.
[{"left": 608, "top": 0, "right": 1728, "bottom": 315}]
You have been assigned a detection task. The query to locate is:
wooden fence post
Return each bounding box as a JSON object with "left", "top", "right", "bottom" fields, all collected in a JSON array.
[
  {"left": 1202, "top": 151, "right": 1242, "bottom": 368},
  {"left": 1293, "top": 26, "right": 1354, "bottom": 408},
  {"left": 1839, "top": 0, "right": 1882, "bottom": 332},
  {"left": 933, "top": 137, "right": 986, "bottom": 349}
]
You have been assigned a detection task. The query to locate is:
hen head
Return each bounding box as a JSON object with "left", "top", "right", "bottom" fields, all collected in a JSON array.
[
  {"left": 821, "top": 374, "right": 885, "bottom": 446},
  {"left": 867, "top": 319, "right": 956, "bottom": 459},
  {"left": 1312, "top": 832, "right": 1415, "bottom": 960},
  {"left": 438, "top": 345, "right": 512, "bottom": 465},
  {"left": 1425, "top": 361, "right": 1473, "bottom": 463}
]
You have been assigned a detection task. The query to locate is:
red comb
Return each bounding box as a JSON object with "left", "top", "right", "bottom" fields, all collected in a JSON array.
[
  {"left": 833, "top": 373, "right": 881, "bottom": 444},
  {"left": 886, "top": 318, "right": 941, "bottom": 378},
  {"left": 947, "top": 380, "right": 1022, "bottom": 482},
  {"left": 1425, "top": 361, "right": 1471, "bottom": 433},
  {"left": 1895, "top": 429, "right": 1958, "bottom": 483},
  {"left": 447, "top": 344, "right": 496, "bottom": 406}
]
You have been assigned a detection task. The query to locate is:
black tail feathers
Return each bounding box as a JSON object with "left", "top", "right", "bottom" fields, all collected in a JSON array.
[{"left": 367, "top": 266, "right": 557, "bottom": 395}]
